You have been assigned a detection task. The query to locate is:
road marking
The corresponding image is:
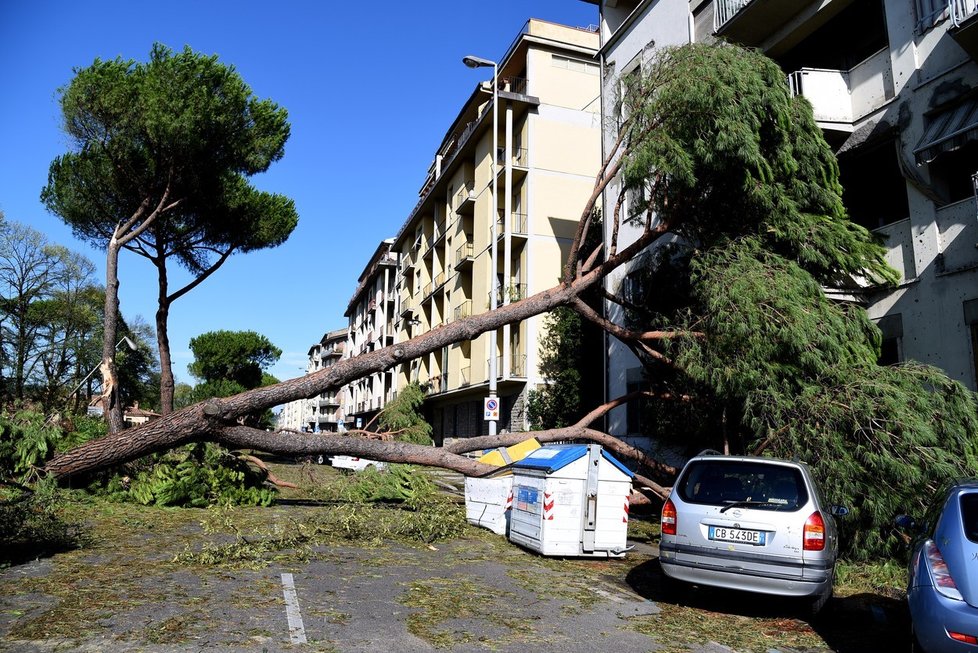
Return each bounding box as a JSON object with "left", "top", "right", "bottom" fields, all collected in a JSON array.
[{"left": 281, "top": 572, "right": 308, "bottom": 644}]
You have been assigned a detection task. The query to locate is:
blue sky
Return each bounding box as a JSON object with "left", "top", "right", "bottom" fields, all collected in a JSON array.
[{"left": 0, "top": 0, "right": 598, "bottom": 386}]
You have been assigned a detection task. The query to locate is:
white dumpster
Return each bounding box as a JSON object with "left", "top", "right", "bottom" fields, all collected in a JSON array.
[
  {"left": 509, "top": 444, "right": 634, "bottom": 557},
  {"left": 464, "top": 438, "right": 541, "bottom": 535}
]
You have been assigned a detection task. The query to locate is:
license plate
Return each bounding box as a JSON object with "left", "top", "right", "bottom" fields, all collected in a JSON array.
[{"left": 709, "top": 526, "right": 765, "bottom": 545}]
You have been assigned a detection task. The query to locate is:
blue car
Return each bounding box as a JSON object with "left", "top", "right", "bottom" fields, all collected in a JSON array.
[{"left": 898, "top": 481, "right": 978, "bottom": 652}]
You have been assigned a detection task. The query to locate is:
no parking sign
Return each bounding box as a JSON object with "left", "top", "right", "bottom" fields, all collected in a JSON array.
[{"left": 484, "top": 397, "right": 499, "bottom": 420}]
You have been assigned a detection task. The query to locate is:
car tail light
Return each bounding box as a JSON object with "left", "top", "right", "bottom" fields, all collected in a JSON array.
[
  {"left": 661, "top": 498, "right": 677, "bottom": 536},
  {"left": 949, "top": 632, "right": 978, "bottom": 645},
  {"left": 924, "top": 540, "right": 964, "bottom": 601},
  {"left": 803, "top": 511, "right": 826, "bottom": 551}
]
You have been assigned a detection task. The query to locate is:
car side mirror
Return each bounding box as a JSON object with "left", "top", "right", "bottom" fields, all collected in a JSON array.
[
  {"left": 830, "top": 505, "right": 849, "bottom": 518},
  {"left": 894, "top": 514, "right": 919, "bottom": 531}
]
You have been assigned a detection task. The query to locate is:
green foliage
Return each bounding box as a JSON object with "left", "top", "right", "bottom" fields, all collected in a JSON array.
[
  {"left": 100, "top": 444, "right": 275, "bottom": 508},
  {"left": 0, "top": 479, "right": 85, "bottom": 567},
  {"left": 614, "top": 44, "right": 972, "bottom": 559},
  {"left": 0, "top": 409, "right": 61, "bottom": 482},
  {"left": 380, "top": 382, "right": 433, "bottom": 444},
  {"left": 620, "top": 44, "right": 897, "bottom": 287},
  {"left": 528, "top": 306, "right": 584, "bottom": 429},
  {"left": 338, "top": 464, "right": 438, "bottom": 505},
  {"left": 667, "top": 240, "right": 978, "bottom": 558},
  {"left": 178, "top": 497, "right": 468, "bottom": 568}
]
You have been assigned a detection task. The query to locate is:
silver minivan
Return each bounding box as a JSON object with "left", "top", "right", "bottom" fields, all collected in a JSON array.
[{"left": 659, "top": 453, "right": 847, "bottom": 612}]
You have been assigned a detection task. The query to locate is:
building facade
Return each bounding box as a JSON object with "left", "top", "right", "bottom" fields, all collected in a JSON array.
[
  {"left": 343, "top": 239, "right": 399, "bottom": 430},
  {"left": 589, "top": 0, "right": 978, "bottom": 444},
  {"left": 277, "top": 327, "right": 348, "bottom": 433},
  {"left": 387, "top": 19, "right": 602, "bottom": 444}
]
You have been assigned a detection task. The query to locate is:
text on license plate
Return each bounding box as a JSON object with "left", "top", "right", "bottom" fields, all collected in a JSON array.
[{"left": 709, "top": 526, "right": 765, "bottom": 545}]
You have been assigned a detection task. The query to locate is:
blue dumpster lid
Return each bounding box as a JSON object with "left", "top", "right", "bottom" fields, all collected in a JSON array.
[{"left": 513, "top": 444, "right": 634, "bottom": 478}]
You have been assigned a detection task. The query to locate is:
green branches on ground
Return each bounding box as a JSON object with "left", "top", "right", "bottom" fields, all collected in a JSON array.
[
  {"left": 98, "top": 444, "right": 275, "bottom": 508},
  {"left": 380, "top": 382, "right": 433, "bottom": 444},
  {"left": 0, "top": 480, "right": 85, "bottom": 567}
]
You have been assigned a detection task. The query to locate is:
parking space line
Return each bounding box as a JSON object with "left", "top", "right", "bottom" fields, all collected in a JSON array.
[{"left": 281, "top": 572, "right": 308, "bottom": 644}]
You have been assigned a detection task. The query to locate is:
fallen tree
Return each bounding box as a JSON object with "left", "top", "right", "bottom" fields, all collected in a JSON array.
[{"left": 40, "top": 45, "right": 978, "bottom": 553}]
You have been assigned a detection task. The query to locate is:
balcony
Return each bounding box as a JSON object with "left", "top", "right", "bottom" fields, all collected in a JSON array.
[
  {"left": 786, "top": 48, "right": 892, "bottom": 132},
  {"left": 400, "top": 251, "right": 415, "bottom": 272},
  {"left": 433, "top": 271, "right": 447, "bottom": 290},
  {"left": 713, "top": 0, "right": 812, "bottom": 46},
  {"left": 455, "top": 182, "right": 476, "bottom": 214},
  {"left": 454, "top": 300, "right": 473, "bottom": 321},
  {"left": 496, "top": 212, "right": 528, "bottom": 240},
  {"left": 459, "top": 365, "right": 471, "bottom": 387},
  {"left": 422, "top": 282, "right": 434, "bottom": 304},
  {"left": 454, "top": 241, "right": 474, "bottom": 271},
  {"left": 951, "top": 0, "right": 978, "bottom": 59},
  {"left": 510, "top": 352, "right": 527, "bottom": 378},
  {"left": 489, "top": 283, "right": 527, "bottom": 307},
  {"left": 432, "top": 220, "right": 447, "bottom": 247},
  {"left": 496, "top": 147, "right": 530, "bottom": 177},
  {"left": 499, "top": 76, "right": 528, "bottom": 96}
]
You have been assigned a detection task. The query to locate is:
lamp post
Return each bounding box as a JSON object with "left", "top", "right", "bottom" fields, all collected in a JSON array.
[
  {"left": 463, "top": 54, "right": 499, "bottom": 437},
  {"left": 69, "top": 336, "right": 138, "bottom": 398}
]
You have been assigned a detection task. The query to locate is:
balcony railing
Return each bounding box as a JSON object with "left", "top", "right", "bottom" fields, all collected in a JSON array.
[
  {"left": 496, "top": 147, "right": 529, "bottom": 167},
  {"left": 496, "top": 212, "right": 528, "bottom": 238},
  {"left": 455, "top": 242, "right": 474, "bottom": 269},
  {"left": 459, "top": 365, "right": 471, "bottom": 387},
  {"left": 511, "top": 352, "right": 527, "bottom": 378},
  {"left": 489, "top": 283, "right": 527, "bottom": 306},
  {"left": 952, "top": 0, "right": 978, "bottom": 27},
  {"left": 714, "top": 0, "right": 750, "bottom": 31},
  {"left": 454, "top": 300, "right": 472, "bottom": 321},
  {"left": 433, "top": 271, "right": 447, "bottom": 289},
  {"left": 454, "top": 182, "right": 475, "bottom": 210},
  {"left": 499, "top": 76, "right": 528, "bottom": 95},
  {"left": 422, "top": 282, "right": 434, "bottom": 300}
]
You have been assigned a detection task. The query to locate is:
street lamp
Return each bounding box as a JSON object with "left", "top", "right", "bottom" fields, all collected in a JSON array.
[
  {"left": 69, "top": 336, "right": 138, "bottom": 398},
  {"left": 463, "top": 53, "right": 499, "bottom": 437}
]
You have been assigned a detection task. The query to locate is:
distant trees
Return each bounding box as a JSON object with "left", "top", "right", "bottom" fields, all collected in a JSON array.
[
  {"left": 187, "top": 329, "right": 281, "bottom": 427},
  {"left": 0, "top": 216, "right": 98, "bottom": 409},
  {"left": 42, "top": 43, "right": 298, "bottom": 430}
]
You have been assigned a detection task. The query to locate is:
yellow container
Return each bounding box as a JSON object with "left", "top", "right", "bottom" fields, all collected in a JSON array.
[{"left": 478, "top": 438, "right": 541, "bottom": 468}]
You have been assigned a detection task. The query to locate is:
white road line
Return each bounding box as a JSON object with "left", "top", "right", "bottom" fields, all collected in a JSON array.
[{"left": 281, "top": 572, "right": 308, "bottom": 644}]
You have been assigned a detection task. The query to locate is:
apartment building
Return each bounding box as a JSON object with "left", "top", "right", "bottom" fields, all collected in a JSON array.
[
  {"left": 277, "top": 327, "right": 348, "bottom": 432},
  {"left": 388, "top": 19, "right": 601, "bottom": 444},
  {"left": 344, "top": 239, "right": 399, "bottom": 430},
  {"left": 587, "top": 0, "right": 978, "bottom": 444}
]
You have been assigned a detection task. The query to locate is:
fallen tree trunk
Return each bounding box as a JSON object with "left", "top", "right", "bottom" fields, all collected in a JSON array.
[{"left": 44, "top": 223, "right": 669, "bottom": 481}]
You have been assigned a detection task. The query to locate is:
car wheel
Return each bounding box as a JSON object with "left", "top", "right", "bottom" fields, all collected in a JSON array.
[
  {"left": 807, "top": 586, "right": 832, "bottom": 616},
  {"left": 316, "top": 455, "right": 325, "bottom": 465}
]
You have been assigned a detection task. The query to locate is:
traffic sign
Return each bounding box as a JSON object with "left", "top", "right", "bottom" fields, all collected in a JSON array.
[{"left": 484, "top": 397, "right": 499, "bottom": 420}]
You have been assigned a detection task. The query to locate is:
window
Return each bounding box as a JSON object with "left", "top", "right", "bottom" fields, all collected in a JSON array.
[
  {"left": 966, "top": 299, "right": 978, "bottom": 387},
  {"left": 874, "top": 313, "right": 903, "bottom": 366},
  {"left": 552, "top": 54, "right": 599, "bottom": 76}
]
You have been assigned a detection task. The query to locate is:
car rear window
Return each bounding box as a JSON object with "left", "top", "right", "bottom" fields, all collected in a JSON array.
[
  {"left": 959, "top": 493, "right": 978, "bottom": 543},
  {"left": 677, "top": 460, "right": 808, "bottom": 511}
]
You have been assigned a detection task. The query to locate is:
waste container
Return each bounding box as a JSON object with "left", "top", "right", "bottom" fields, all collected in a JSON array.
[
  {"left": 464, "top": 438, "right": 541, "bottom": 535},
  {"left": 509, "top": 444, "right": 633, "bottom": 557}
]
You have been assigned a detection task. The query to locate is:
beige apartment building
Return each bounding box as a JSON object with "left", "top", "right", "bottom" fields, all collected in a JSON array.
[
  {"left": 381, "top": 19, "right": 601, "bottom": 444},
  {"left": 344, "top": 239, "right": 399, "bottom": 429}
]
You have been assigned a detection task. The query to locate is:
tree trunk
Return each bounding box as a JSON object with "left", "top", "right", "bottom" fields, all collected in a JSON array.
[
  {"left": 155, "top": 254, "right": 175, "bottom": 414},
  {"left": 102, "top": 237, "right": 124, "bottom": 433}
]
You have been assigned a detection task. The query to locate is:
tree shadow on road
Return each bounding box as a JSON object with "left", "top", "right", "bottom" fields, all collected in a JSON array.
[{"left": 623, "top": 557, "right": 909, "bottom": 652}]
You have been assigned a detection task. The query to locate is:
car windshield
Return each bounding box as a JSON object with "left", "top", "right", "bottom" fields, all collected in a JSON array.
[
  {"left": 678, "top": 460, "right": 808, "bottom": 511},
  {"left": 959, "top": 492, "right": 978, "bottom": 543}
]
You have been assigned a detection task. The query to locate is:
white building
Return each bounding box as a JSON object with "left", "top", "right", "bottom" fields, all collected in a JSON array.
[{"left": 587, "top": 0, "right": 978, "bottom": 445}]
